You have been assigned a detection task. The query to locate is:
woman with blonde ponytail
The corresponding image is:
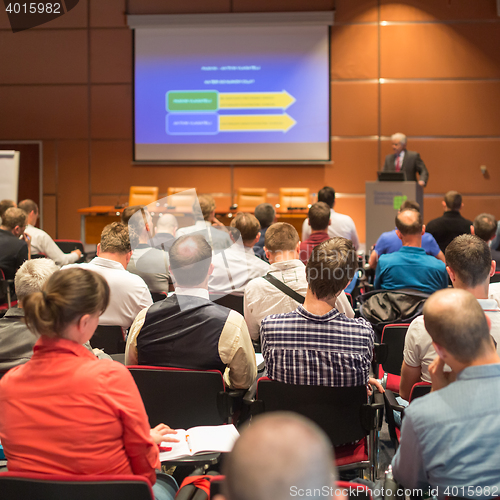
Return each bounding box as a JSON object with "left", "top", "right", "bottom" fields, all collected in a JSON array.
[{"left": 0, "top": 268, "right": 178, "bottom": 500}]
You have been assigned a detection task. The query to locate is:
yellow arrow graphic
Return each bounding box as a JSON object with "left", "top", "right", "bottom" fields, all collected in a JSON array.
[
  {"left": 219, "top": 113, "right": 296, "bottom": 133},
  {"left": 219, "top": 91, "right": 295, "bottom": 110}
]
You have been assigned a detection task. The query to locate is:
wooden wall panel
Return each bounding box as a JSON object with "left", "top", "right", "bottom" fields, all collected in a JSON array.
[
  {"left": 0, "top": 30, "right": 87, "bottom": 84},
  {"left": 42, "top": 140, "right": 57, "bottom": 194},
  {"left": 233, "top": 0, "right": 334, "bottom": 12},
  {"left": 331, "top": 25, "right": 378, "bottom": 80},
  {"left": 380, "top": 82, "right": 500, "bottom": 137},
  {"left": 331, "top": 82, "right": 378, "bottom": 136},
  {"left": 128, "top": 0, "right": 231, "bottom": 15},
  {"left": 91, "top": 85, "right": 132, "bottom": 139},
  {"left": 329, "top": 140, "right": 378, "bottom": 193},
  {"left": 56, "top": 141, "right": 89, "bottom": 239},
  {"left": 42, "top": 195, "right": 57, "bottom": 238},
  {"left": 380, "top": 0, "right": 497, "bottom": 22},
  {"left": 334, "top": 0, "right": 378, "bottom": 23},
  {"left": 0, "top": 86, "right": 88, "bottom": 139},
  {"left": 90, "top": 29, "right": 132, "bottom": 83},
  {"left": 0, "top": 0, "right": 88, "bottom": 29},
  {"left": 381, "top": 24, "right": 500, "bottom": 79},
  {"left": 90, "top": 0, "right": 127, "bottom": 27},
  {"left": 334, "top": 196, "right": 365, "bottom": 244}
]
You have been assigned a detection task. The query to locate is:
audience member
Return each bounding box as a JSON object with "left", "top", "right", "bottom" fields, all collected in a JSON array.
[
  {"left": 0, "top": 199, "right": 16, "bottom": 224},
  {"left": 392, "top": 288, "right": 500, "bottom": 495},
  {"left": 368, "top": 200, "right": 444, "bottom": 269},
  {"left": 0, "top": 207, "right": 29, "bottom": 282},
  {"left": 176, "top": 194, "right": 231, "bottom": 251},
  {"left": 0, "top": 259, "right": 58, "bottom": 372},
  {"left": 244, "top": 223, "right": 353, "bottom": 341},
  {"left": 153, "top": 213, "right": 178, "bottom": 251},
  {"left": 126, "top": 207, "right": 170, "bottom": 295},
  {"left": 399, "top": 234, "right": 500, "bottom": 399},
  {"left": 472, "top": 213, "right": 500, "bottom": 266},
  {"left": 63, "top": 222, "right": 152, "bottom": 329},
  {"left": 209, "top": 212, "right": 270, "bottom": 296},
  {"left": 216, "top": 413, "right": 338, "bottom": 500},
  {"left": 253, "top": 203, "right": 276, "bottom": 260},
  {"left": 261, "top": 237, "right": 379, "bottom": 390},
  {"left": 125, "top": 234, "right": 256, "bottom": 389},
  {"left": 299, "top": 202, "right": 331, "bottom": 264},
  {"left": 426, "top": 191, "right": 472, "bottom": 252},
  {"left": 122, "top": 205, "right": 144, "bottom": 224},
  {"left": 0, "top": 268, "right": 178, "bottom": 500},
  {"left": 374, "top": 209, "right": 448, "bottom": 294},
  {"left": 19, "top": 199, "right": 82, "bottom": 265},
  {"left": 302, "top": 186, "right": 359, "bottom": 250}
]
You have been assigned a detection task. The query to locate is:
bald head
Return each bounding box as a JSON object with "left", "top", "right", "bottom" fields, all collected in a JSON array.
[
  {"left": 423, "top": 289, "right": 492, "bottom": 364},
  {"left": 169, "top": 234, "right": 212, "bottom": 286},
  {"left": 222, "top": 413, "right": 336, "bottom": 500},
  {"left": 156, "top": 213, "right": 178, "bottom": 234},
  {"left": 395, "top": 209, "right": 422, "bottom": 236}
]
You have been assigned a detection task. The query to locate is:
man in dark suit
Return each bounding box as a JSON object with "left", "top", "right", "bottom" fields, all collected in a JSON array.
[{"left": 383, "top": 132, "right": 429, "bottom": 187}]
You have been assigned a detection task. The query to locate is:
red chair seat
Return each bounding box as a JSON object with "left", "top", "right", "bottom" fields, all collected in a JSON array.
[{"left": 334, "top": 437, "right": 368, "bottom": 466}]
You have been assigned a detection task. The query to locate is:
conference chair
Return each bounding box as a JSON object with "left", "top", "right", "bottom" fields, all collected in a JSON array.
[
  {"left": 279, "top": 187, "right": 310, "bottom": 209},
  {"left": 251, "top": 377, "right": 384, "bottom": 480},
  {"left": 90, "top": 325, "right": 126, "bottom": 354},
  {"left": 0, "top": 269, "right": 15, "bottom": 311},
  {"left": 166, "top": 187, "right": 197, "bottom": 210},
  {"left": 0, "top": 472, "right": 154, "bottom": 500},
  {"left": 372, "top": 323, "right": 411, "bottom": 392},
  {"left": 236, "top": 188, "right": 267, "bottom": 209},
  {"left": 129, "top": 186, "right": 159, "bottom": 207},
  {"left": 54, "top": 239, "right": 85, "bottom": 262}
]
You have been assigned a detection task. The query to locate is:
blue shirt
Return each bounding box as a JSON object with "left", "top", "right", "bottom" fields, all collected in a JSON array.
[
  {"left": 261, "top": 305, "right": 374, "bottom": 387},
  {"left": 375, "top": 229, "right": 441, "bottom": 257},
  {"left": 392, "top": 364, "right": 500, "bottom": 498},
  {"left": 374, "top": 246, "right": 448, "bottom": 294}
]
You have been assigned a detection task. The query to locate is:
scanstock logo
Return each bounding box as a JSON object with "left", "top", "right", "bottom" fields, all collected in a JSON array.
[{"left": 4, "top": 0, "right": 79, "bottom": 32}]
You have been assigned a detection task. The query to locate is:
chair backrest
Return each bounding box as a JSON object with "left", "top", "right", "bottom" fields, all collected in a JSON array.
[
  {"left": 380, "top": 324, "right": 410, "bottom": 376},
  {"left": 54, "top": 239, "right": 84, "bottom": 256},
  {"left": 128, "top": 366, "right": 228, "bottom": 429},
  {"left": 255, "top": 378, "right": 371, "bottom": 446},
  {"left": 0, "top": 472, "right": 154, "bottom": 500},
  {"left": 237, "top": 188, "right": 267, "bottom": 208},
  {"left": 491, "top": 271, "right": 500, "bottom": 284},
  {"left": 279, "top": 188, "right": 310, "bottom": 209},
  {"left": 166, "top": 187, "right": 196, "bottom": 210},
  {"left": 409, "top": 381, "right": 431, "bottom": 402},
  {"left": 91, "top": 325, "right": 125, "bottom": 354},
  {"left": 211, "top": 294, "right": 244, "bottom": 315},
  {"left": 0, "top": 268, "right": 13, "bottom": 309},
  {"left": 129, "top": 186, "right": 159, "bottom": 207}
]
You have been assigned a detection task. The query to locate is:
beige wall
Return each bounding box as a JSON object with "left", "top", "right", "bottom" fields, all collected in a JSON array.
[{"left": 0, "top": 0, "right": 499, "bottom": 241}]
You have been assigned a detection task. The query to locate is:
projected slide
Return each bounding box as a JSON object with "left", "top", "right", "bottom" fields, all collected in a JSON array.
[{"left": 134, "top": 26, "right": 330, "bottom": 162}]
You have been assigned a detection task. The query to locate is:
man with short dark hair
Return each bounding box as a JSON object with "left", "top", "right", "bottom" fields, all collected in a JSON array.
[
  {"left": 253, "top": 203, "right": 276, "bottom": 260},
  {"left": 299, "top": 202, "right": 331, "bottom": 264},
  {"left": 374, "top": 209, "right": 448, "bottom": 294},
  {"left": 261, "top": 237, "right": 376, "bottom": 388},
  {"left": 216, "top": 413, "right": 338, "bottom": 500},
  {"left": 472, "top": 213, "right": 500, "bottom": 266},
  {"left": 426, "top": 191, "right": 473, "bottom": 252},
  {"left": 399, "top": 234, "right": 500, "bottom": 400},
  {"left": 19, "top": 199, "right": 82, "bottom": 265},
  {"left": 63, "top": 222, "right": 152, "bottom": 329},
  {"left": 392, "top": 288, "right": 500, "bottom": 495},
  {"left": 301, "top": 186, "right": 359, "bottom": 250},
  {"left": 126, "top": 235, "right": 256, "bottom": 389},
  {"left": 244, "top": 223, "right": 353, "bottom": 341},
  {"left": 368, "top": 200, "right": 445, "bottom": 269},
  {"left": 0, "top": 207, "right": 29, "bottom": 282}
]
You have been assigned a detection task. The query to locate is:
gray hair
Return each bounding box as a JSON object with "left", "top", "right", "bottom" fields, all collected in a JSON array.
[
  {"left": 391, "top": 132, "right": 407, "bottom": 145},
  {"left": 14, "top": 259, "right": 59, "bottom": 302}
]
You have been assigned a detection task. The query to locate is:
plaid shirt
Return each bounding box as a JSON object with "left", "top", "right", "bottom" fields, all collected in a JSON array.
[{"left": 261, "top": 305, "right": 374, "bottom": 387}]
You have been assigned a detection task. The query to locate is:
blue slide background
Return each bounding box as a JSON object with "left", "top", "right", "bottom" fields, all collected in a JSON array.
[{"left": 135, "top": 28, "right": 329, "bottom": 145}]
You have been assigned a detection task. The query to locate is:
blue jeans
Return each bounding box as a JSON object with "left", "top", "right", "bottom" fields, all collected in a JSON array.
[{"left": 152, "top": 472, "right": 178, "bottom": 500}]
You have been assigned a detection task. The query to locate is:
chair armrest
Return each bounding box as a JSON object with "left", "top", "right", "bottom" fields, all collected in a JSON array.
[{"left": 385, "top": 389, "right": 405, "bottom": 413}]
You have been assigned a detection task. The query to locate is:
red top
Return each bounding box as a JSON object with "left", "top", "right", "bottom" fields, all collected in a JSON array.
[
  {"left": 0, "top": 337, "right": 160, "bottom": 484},
  {"left": 299, "top": 231, "right": 331, "bottom": 264}
]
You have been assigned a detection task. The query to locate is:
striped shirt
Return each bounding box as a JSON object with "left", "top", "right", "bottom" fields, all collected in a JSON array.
[{"left": 261, "top": 305, "right": 374, "bottom": 387}]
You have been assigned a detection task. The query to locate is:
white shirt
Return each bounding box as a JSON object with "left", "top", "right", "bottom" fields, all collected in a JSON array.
[
  {"left": 63, "top": 257, "right": 153, "bottom": 329},
  {"left": 243, "top": 259, "right": 354, "bottom": 341},
  {"left": 176, "top": 220, "right": 232, "bottom": 251},
  {"left": 404, "top": 299, "right": 500, "bottom": 382},
  {"left": 490, "top": 283, "right": 500, "bottom": 308},
  {"left": 25, "top": 224, "right": 80, "bottom": 266},
  {"left": 301, "top": 208, "right": 360, "bottom": 250},
  {"left": 209, "top": 245, "right": 270, "bottom": 296}
]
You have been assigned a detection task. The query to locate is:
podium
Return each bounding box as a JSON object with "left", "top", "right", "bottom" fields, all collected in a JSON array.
[{"left": 365, "top": 181, "right": 423, "bottom": 252}]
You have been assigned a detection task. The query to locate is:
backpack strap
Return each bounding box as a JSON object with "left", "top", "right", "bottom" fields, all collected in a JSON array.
[{"left": 262, "top": 273, "right": 305, "bottom": 304}]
